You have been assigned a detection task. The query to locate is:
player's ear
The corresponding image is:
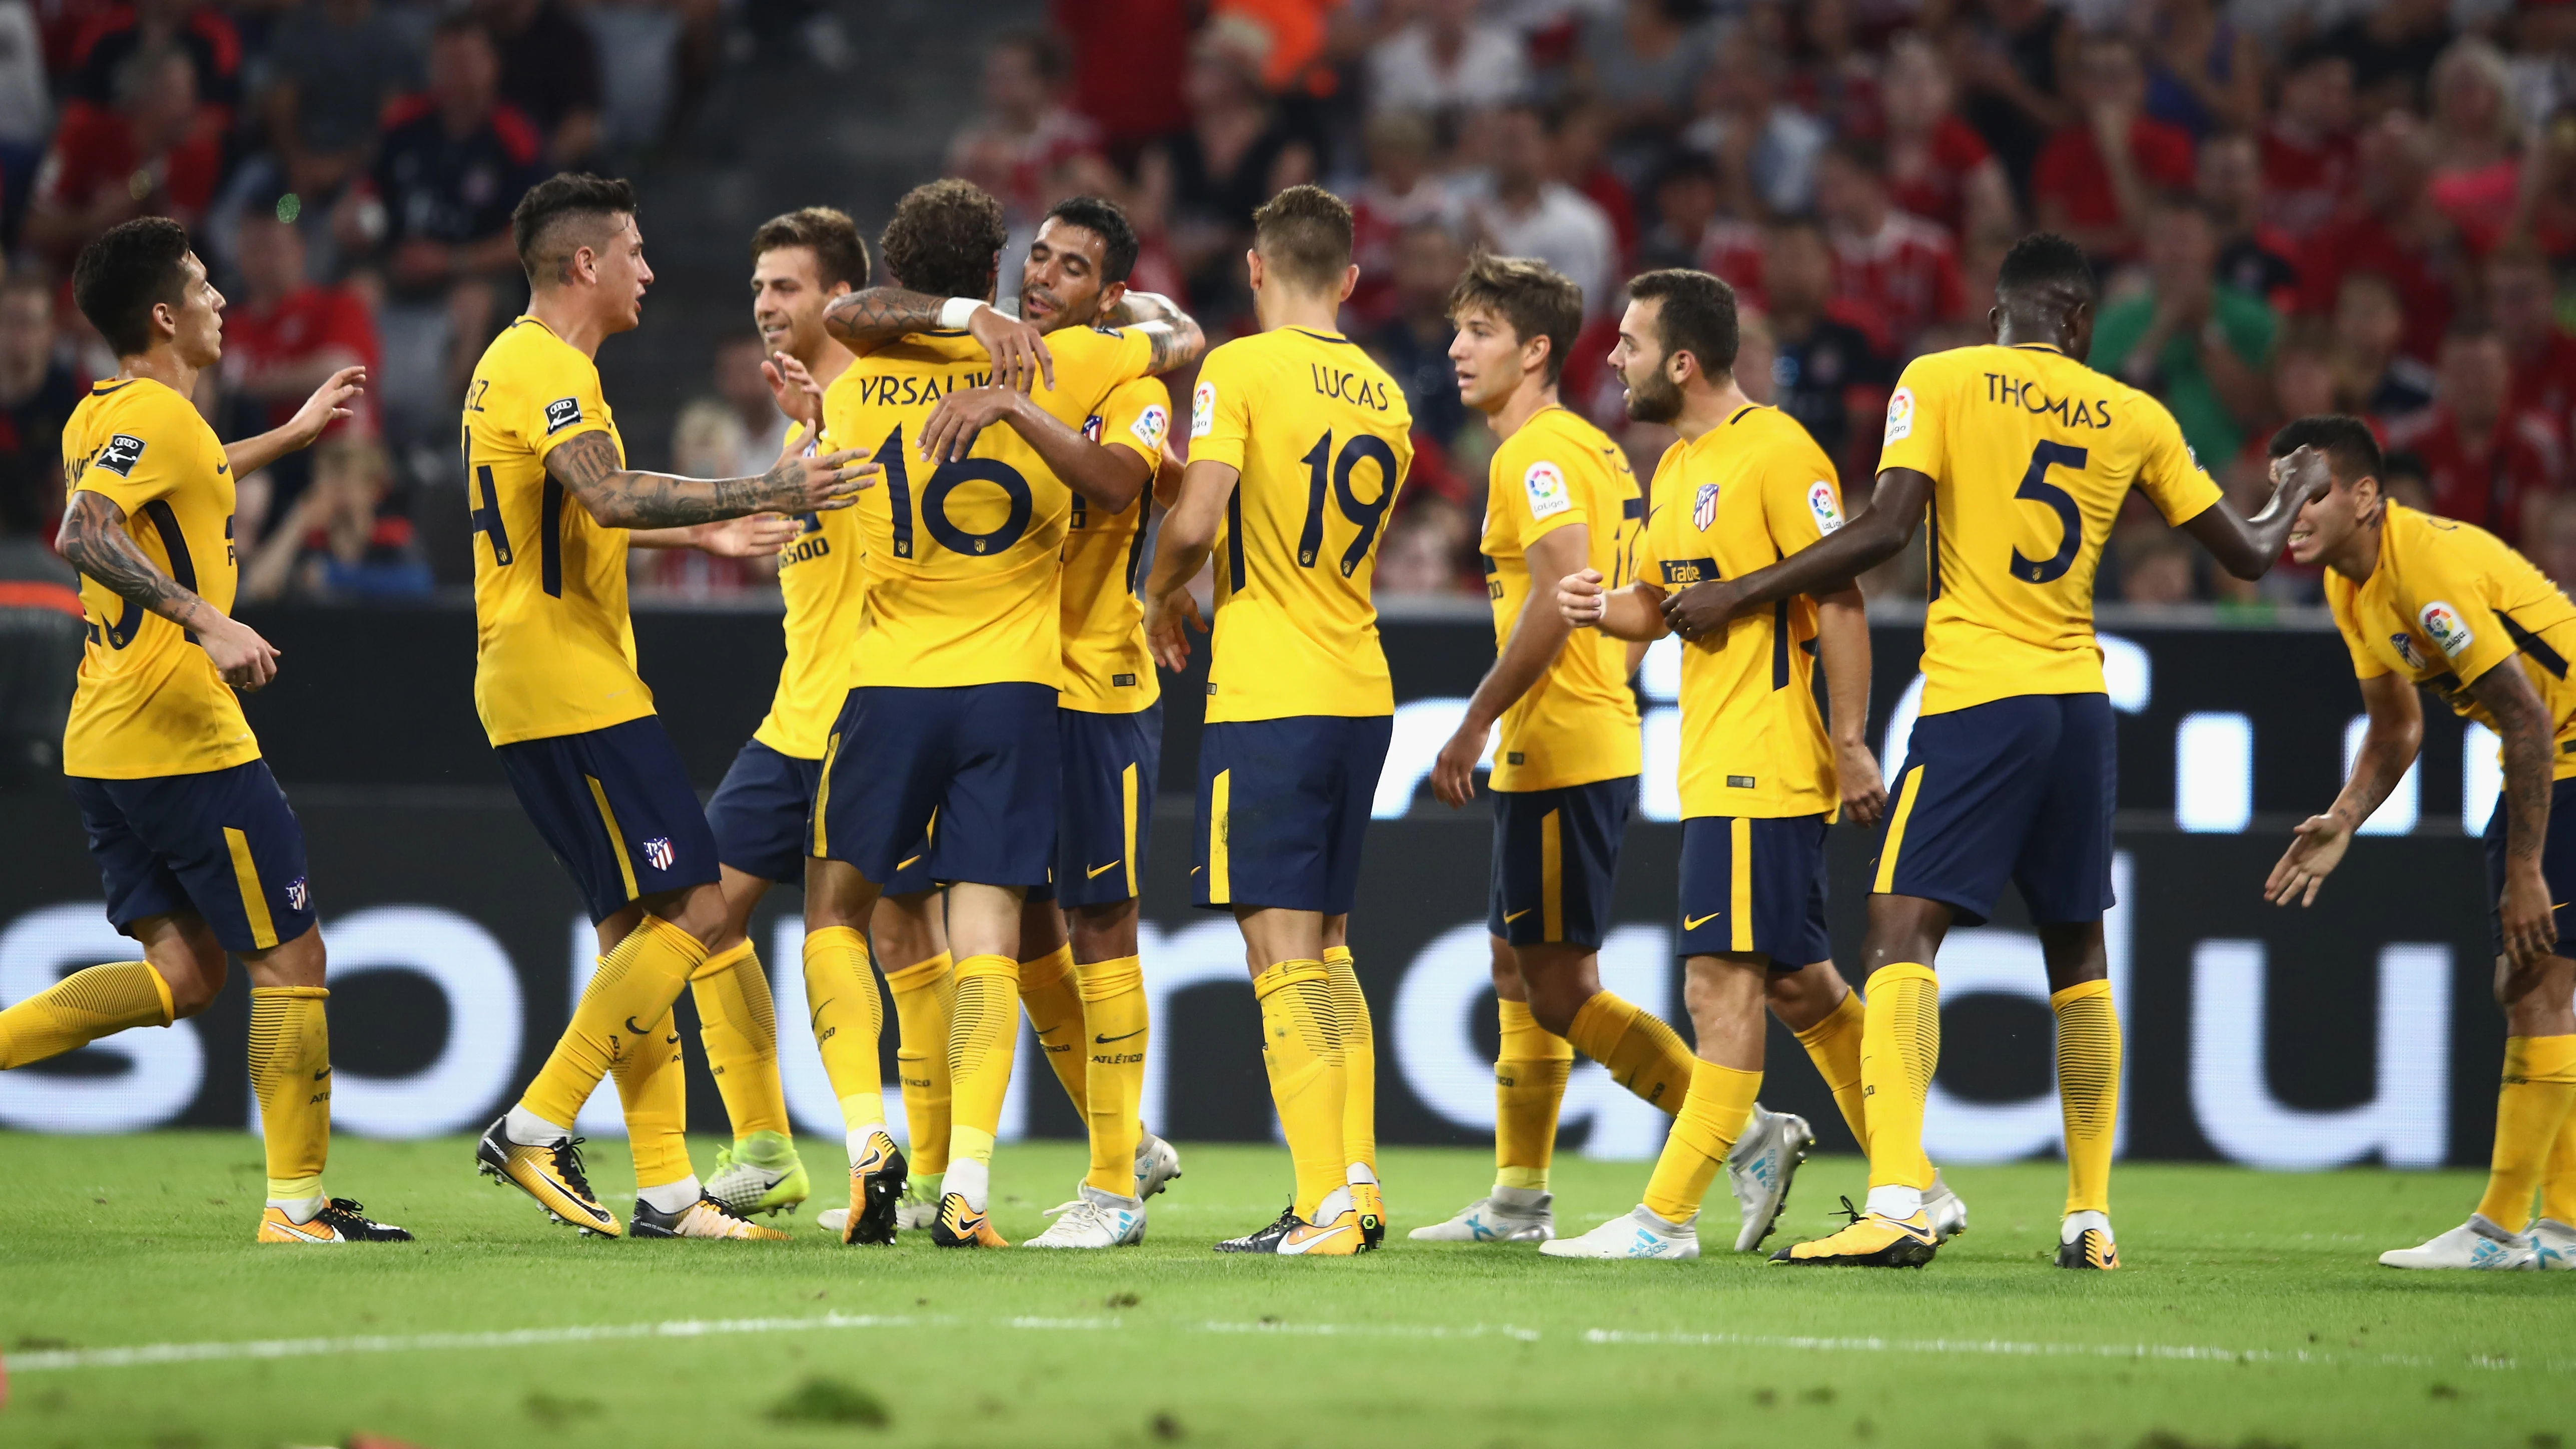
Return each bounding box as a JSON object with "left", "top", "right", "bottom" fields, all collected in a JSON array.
[
  {"left": 1098, "top": 279, "right": 1127, "bottom": 316},
  {"left": 1986, "top": 304, "right": 2002, "bottom": 343},
  {"left": 1244, "top": 248, "right": 1264, "bottom": 291},
  {"left": 1525, "top": 331, "right": 1552, "bottom": 376},
  {"left": 1336, "top": 263, "right": 1359, "bottom": 304}
]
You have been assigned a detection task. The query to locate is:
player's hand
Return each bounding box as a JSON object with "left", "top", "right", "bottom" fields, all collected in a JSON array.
[
  {"left": 197, "top": 610, "right": 280, "bottom": 692},
  {"left": 1557, "top": 568, "right": 1608, "bottom": 627},
  {"left": 697, "top": 512, "right": 798, "bottom": 557},
  {"left": 2499, "top": 861, "right": 2559, "bottom": 974},
  {"left": 1836, "top": 737, "right": 1888, "bottom": 827},
  {"left": 773, "top": 448, "right": 877, "bottom": 512},
  {"left": 918, "top": 385, "right": 1021, "bottom": 463},
  {"left": 968, "top": 305, "right": 1054, "bottom": 393},
  {"left": 2270, "top": 443, "right": 2333, "bottom": 513},
  {"left": 2264, "top": 811, "right": 2353, "bottom": 907},
  {"left": 1430, "top": 719, "right": 1491, "bottom": 809},
  {"left": 1661, "top": 576, "right": 1745, "bottom": 642},
  {"left": 283, "top": 365, "right": 366, "bottom": 449},
  {"left": 763, "top": 351, "right": 823, "bottom": 432},
  {"left": 1143, "top": 586, "right": 1206, "bottom": 672}
]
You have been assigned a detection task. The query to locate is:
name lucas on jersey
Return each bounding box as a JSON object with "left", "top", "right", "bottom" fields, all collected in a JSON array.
[
  {"left": 1312, "top": 364, "right": 1393, "bottom": 411},
  {"left": 1984, "top": 372, "right": 2115, "bottom": 429}
]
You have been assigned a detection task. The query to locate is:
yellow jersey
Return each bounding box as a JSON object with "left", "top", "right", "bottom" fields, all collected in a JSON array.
[
  {"left": 462, "top": 316, "right": 649, "bottom": 747},
  {"left": 1479, "top": 405, "right": 1641, "bottom": 791},
  {"left": 2326, "top": 504, "right": 2576, "bottom": 779},
  {"left": 60, "top": 377, "right": 259, "bottom": 778},
  {"left": 1190, "top": 327, "right": 1414, "bottom": 723},
  {"left": 752, "top": 419, "right": 871, "bottom": 760},
  {"left": 824, "top": 325, "right": 1153, "bottom": 689},
  {"left": 1632, "top": 405, "right": 1842, "bottom": 819},
  {"left": 1877, "top": 343, "right": 2221, "bottom": 715},
  {"left": 1060, "top": 374, "right": 1171, "bottom": 714}
]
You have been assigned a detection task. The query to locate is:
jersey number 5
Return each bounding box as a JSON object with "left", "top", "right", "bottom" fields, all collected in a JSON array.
[
  {"left": 2010, "top": 440, "right": 2088, "bottom": 584},
  {"left": 874, "top": 426, "right": 1033, "bottom": 559},
  {"left": 1297, "top": 430, "right": 1400, "bottom": 577}
]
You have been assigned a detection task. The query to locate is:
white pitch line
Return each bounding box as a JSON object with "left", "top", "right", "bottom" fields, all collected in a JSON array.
[{"left": 4, "top": 1313, "right": 2551, "bottom": 1376}]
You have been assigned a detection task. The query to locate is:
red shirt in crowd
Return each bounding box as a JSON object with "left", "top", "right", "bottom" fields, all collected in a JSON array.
[
  {"left": 2259, "top": 125, "right": 2355, "bottom": 239},
  {"left": 2508, "top": 329, "right": 2576, "bottom": 447},
  {"left": 223, "top": 284, "right": 380, "bottom": 436},
  {"left": 2032, "top": 118, "right": 2198, "bottom": 254},
  {"left": 2296, "top": 210, "right": 2464, "bottom": 365},
  {"left": 33, "top": 107, "right": 221, "bottom": 231},
  {"left": 1832, "top": 212, "right": 1964, "bottom": 353},
  {"left": 1698, "top": 220, "right": 1767, "bottom": 304},
  {"left": 2383, "top": 404, "right": 2562, "bottom": 545},
  {"left": 1049, "top": 0, "right": 1186, "bottom": 148},
  {"left": 1884, "top": 115, "right": 1992, "bottom": 241}
]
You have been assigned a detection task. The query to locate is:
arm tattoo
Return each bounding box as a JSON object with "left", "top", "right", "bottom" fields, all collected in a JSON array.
[
  {"left": 822, "top": 287, "right": 948, "bottom": 347},
  {"left": 2468, "top": 663, "right": 2556, "bottom": 867},
  {"left": 57, "top": 490, "right": 209, "bottom": 629},
  {"left": 1137, "top": 315, "right": 1206, "bottom": 375},
  {"left": 548, "top": 430, "right": 809, "bottom": 529}
]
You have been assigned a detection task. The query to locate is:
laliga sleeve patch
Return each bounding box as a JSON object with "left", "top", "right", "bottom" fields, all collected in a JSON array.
[
  {"left": 1189, "top": 380, "right": 1216, "bottom": 438},
  {"left": 1522, "top": 459, "right": 1571, "bottom": 520},
  {"left": 1130, "top": 402, "right": 1170, "bottom": 451},
  {"left": 1807, "top": 479, "right": 1843, "bottom": 534},
  {"left": 96, "top": 433, "right": 146, "bottom": 476},
  {"left": 1883, "top": 386, "right": 1914, "bottom": 443},
  {"left": 2419, "top": 601, "right": 2474, "bottom": 658},
  {"left": 544, "top": 397, "right": 583, "bottom": 435}
]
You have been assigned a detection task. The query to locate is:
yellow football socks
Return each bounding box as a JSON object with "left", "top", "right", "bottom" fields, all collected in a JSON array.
[
  {"left": 247, "top": 986, "right": 331, "bottom": 1203},
  {"left": 1079, "top": 954, "right": 1148, "bottom": 1197},
  {"left": 801, "top": 926, "right": 886, "bottom": 1130},
  {"left": 0, "top": 960, "right": 173, "bottom": 1069},
  {"left": 885, "top": 951, "right": 954, "bottom": 1175},
  {"left": 609, "top": 1002, "right": 693, "bottom": 1191},
  {"left": 1791, "top": 988, "right": 1869, "bottom": 1149},
  {"left": 2541, "top": 1091, "right": 2576, "bottom": 1226},
  {"left": 1859, "top": 963, "right": 1939, "bottom": 1193},
  {"left": 522, "top": 914, "right": 703, "bottom": 1129},
  {"left": 1495, "top": 998, "right": 1573, "bottom": 1191},
  {"left": 1254, "top": 959, "right": 1348, "bottom": 1221},
  {"left": 1641, "top": 1059, "right": 1762, "bottom": 1223},
  {"left": 1325, "top": 945, "right": 1377, "bottom": 1183},
  {"left": 1566, "top": 990, "right": 1693, "bottom": 1113},
  {"left": 692, "top": 938, "right": 791, "bottom": 1140},
  {"left": 945, "top": 954, "right": 1021, "bottom": 1208},
  {"left": 2053, "top": 978, "right": 2121, "bottom": 1217},
  {"left": 2475, "top": 1034, "right": 2576, "bottom": 1232},
  {"left": 1019, "top": 942, "right": 1088, "bottom": 1115}
]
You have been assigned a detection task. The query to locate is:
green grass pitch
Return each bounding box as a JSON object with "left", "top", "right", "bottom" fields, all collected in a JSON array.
[{"left": 0, "top": 1133, "right": 2567, "bottom": 1449}]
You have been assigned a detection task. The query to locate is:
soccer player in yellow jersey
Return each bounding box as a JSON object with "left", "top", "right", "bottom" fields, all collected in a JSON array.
[
  {"left": 2261, "top": 415, "right": 2576, "bottom": 1271},
  {"left": 1542, "top": 269, "right": 1890, "bottom": 1257},
  {"left": 0, "top": 218, "right": 405, "bottom": 1243},
  {"left": 1142, "top": 185, "right": 1415, "bottom": 1255},
  {"left": 465, "top": 175, "right": 874, "bottom": 1242},
  {"left": 1653, "top": 235, "right": 2323, "bottom": 1268},
  {"left": 805, "top": 180, "right": 1200, "bottom": 1248}
]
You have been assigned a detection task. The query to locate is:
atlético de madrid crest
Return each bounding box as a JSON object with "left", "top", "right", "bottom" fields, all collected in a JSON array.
[{"left": 1692, "top": 482, "right": 1719, "bottom": 532}]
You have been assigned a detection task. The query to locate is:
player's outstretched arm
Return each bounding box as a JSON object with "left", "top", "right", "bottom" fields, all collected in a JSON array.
[
  {"left": 1555, "top": 567, "right": 1666, "bottom": 640},
  {"left": 1434, "top": 524, "right": 1590, "bottom": 808},
  {"left": 1110, "top": 289, "right": 1208, "bottom": 375},
  {"left": 2469, "top": 659, "right": 2561, "bottom": 973},
  {"left": 821, "top": 287, "right": 1053, "bottom": 392},
  {"left": 544, "top": 430, "right": 874, "bottom": 530},
  {"left": 627, "top": 514, "right": 801, "bottom": 556},
  {"left": 2268, "top": 670, "right": 2421, "bottom": 908},
  {"left": 1139, "top": 458, "right": 1231, "bottom": 671},
  {"left": 224, "top": 365, "right": 365, "bottom": 478},
  {"left": 1657, "top": 468, "right": 1929, "bottom": 642},
  {"left": 915, "top": 385, "right": 1149, "bottom": 512},
  {"left": 1814, "top": 584, "right": 1887, "bottom": 826},
  {"left": 2182, "top": 443, "right": 2332, "bottom": 580},
  {"left": 59, "top": 489, "right": 280, "bottom": 690}
]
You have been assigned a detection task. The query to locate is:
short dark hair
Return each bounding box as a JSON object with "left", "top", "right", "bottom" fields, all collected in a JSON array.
[
  {"left": 1448, "top": 252, "right": 1583, "bottom": 386},
  {"left": 752, "top": 207, "right": 870, "bottom": 291},
  {"left": 997, "top": 28, "right": 1067, "bottom": 83},
  {"left": 1996, "top": 232, "right": 2095, "bottom": 304},
  {"left": 880, "top": 179, "right": 1007, "bottom": 299},
  {"left": 1651, "top": 152, "right": 1721, "bottom": 192},
  {"left": 430, "top": 13, "right": 493, "bottom": 48},
  {"left": 1043, "top": 196, "right": 1140, "bottom": 285},
  {"left": 1768, "top": 213, "right": 1830, "bottom": 246},
  {"left": 74, "top": 217, "right": 192, "bottom": 357},
  {"left": 513, "top": 172, "right": 637, "bottom": 286},
  {"left": 1823, "top": 135, "right": 1886, "bottom": 178},
  {"left": 1626, "top": 268, "right": 1740, "bottom": 379},
  {"left": 2267, "top": 413, "right": 2384, "bottom": 490},
  {"left": 1252, "top": 184, "right": 1354, "bottom": 293}
]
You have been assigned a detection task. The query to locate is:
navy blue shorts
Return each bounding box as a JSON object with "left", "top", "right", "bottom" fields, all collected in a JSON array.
[
  {"left": 495, "top": 715, "right": 721, "bottom": 924},
  {"left": 1872, "top": 692, "right": 2116, "bottom": 927},
  {"left": 1193, "top": 714, "right": 1393, "bottom": 916},
  {"left": 69, "top": 758, "right": 315, "bottom": 954},
  {"left": 706, "top": 737, "right": 935, "bottom": 895},
  {"left": 1487, "top": 778, "right": 1633, "bottom": 950},
  {"left": 2483, "top": 775, "right": 2576, "bottom": 958},
  {"left": 1677, "top": 814, "right": 1831, "bottom": 966},
  {"left": 1041, "top": 703, "right": 1161, "bottom": 908},
  {"left": 814, "top": 683, "right": 1059, "bottom": 889}
]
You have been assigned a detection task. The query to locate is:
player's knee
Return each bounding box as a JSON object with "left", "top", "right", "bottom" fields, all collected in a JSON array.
[
  {"left": 161, "top": 958, "right": 225, "bottom": 1018},
  {"left": 1069, "top": 901, "right": 1138, "bottom": 962},
  {"left": 650, "top": 883, "right": 739, "bottom": 954}
]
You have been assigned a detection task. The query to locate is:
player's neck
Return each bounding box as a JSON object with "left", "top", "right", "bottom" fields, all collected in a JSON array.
[
  {"left": 116, "top": 344, "right": 195, "bottom": 398},
  {"left": 1668, "top": 376, "right": 1751, "bottom": 443},
  {"left": 1484, "top": 378, "right": 1559, "bottom": 439},
  {"left": 799, "top": 339, "right": 852, "bottom": 393},
  {"left": 527, "top": 290, "right": 611, "bottom": 358},
  {"left": 2325, "top": 521, "right": 2382, "bottom": 584},
  {"left": 1253, "top": 285, "right": 1344, "bottom": 335},
  {"left": 1993, "top": 314, "right": 2076, "bottom": 352}
]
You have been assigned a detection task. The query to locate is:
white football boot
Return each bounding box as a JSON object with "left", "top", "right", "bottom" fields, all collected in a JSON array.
[
  {"left": 2528, "top": 1218, "right": 2576, "bottom": 1269},
  {"left": 1024, "top": 1182, "right": 1147, "bottom": 1248},
  {"left": 2378, "top": 1215, "right": 2536, "bottom": 1269},
  {"left": 1726, "top": 1105, "right": 1814, "bottom": 1251},
  {"left": 1135, "top": 1129, "right": 1183, "bottom": 1200},
  {"left": 1922, "top": 1171, "right": 1969, "bottom": 1243},
  {"left": 1407, "top": 1189, "right": 1554, "bottom": 1243},
  {"left": 1539, "top": 1204, "right": 1699, "bottom": 1259}
]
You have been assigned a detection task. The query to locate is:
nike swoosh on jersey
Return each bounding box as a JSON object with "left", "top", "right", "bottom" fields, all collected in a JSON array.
[
  {"left": 1087, "top": 860, "right": 1121, "bottom": 879},
  {"left": 1682, "top": 912, "right": 1721, "bottom": 931},
  {"left": 1502, "top": 908, "right": 1533, "bottom": 923}
]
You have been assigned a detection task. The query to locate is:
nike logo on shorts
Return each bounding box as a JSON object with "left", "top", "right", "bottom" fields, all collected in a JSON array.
[
  {"left": 1683, "top": 912, "right": 1721, "bottom": 931},
  {"left": 1502, "top": 909, "right": 1533, "bottom": 923},
  {"left": 1087, "top": 860, "right": 1121, "bottom": 879}
]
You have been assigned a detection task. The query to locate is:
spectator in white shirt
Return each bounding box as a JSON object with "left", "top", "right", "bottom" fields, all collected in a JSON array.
[
  {"left": 1367, "top": 0, "right": 1529, "bottom": 120},
  {"left": 1463, "top": 101, "right": 1617, "bottom": 316}
]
